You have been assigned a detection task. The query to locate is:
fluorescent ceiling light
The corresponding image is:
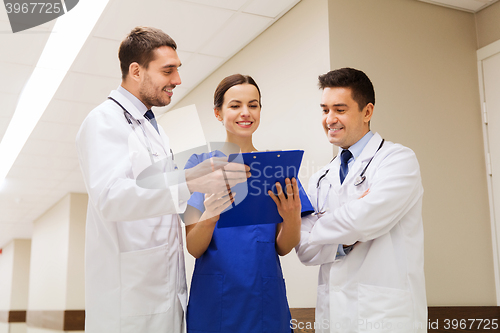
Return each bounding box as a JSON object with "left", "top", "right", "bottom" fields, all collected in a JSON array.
[{"left": 0, "top": 0, "right": 110, "bottom": 185}]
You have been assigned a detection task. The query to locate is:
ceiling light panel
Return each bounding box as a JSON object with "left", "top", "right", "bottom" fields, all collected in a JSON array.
[
  {"left": 0, "top": 118, "right": 9, "bottom": 140},
  {"left": 176, "top": 54, "right": 225, "bottom": 89},
  {"left": 46, "top": 187, "right": 72, "bottom": 204},
  {"left": 70, "top": 37, "right": 121, "bottom": 79},
  {"left": 243, "top": 0, "right": 299, "bottom": 18},
  {"left": 4, "top": 177, "right": 57, "bottom": 194},
  {"left": 93, "top": 0, "right": 235, "bottom": 53},
  {"left": 40, "top": 99, "right": 95, "bottom": 126},
  {"left": 57, "top": 181, "right": 86, "bottom": 194},
  {"left": 40, "top": 99, "right": 96, "bottom": 126},
  {"left": 20, "top": 140, "right": 77, "bottom": 159},
  {"left": 61, "top": 169, "right": 85, "bottom": 183},
  {"left": 157, "top": 1, "right": 236, "bottom": 54},
  {"left": 2, "top": 223, "right": 33, "bottom": 240},
  {"left": 176, "top": 50, "right": 196, "bottom": 65},
  {"left": 53, "top": 72, "right": 118, "bottom": 105},
  {"left": 0, "top": 210, "right": 25, "bottom": 223},
  {"left": 156, "top": 86, "right": 190, "bottom": 112},
  {"left": 56, "top": 170, "right": 86, "bottom": 193},
  {"left": 0, "top": 92, "right": 17, "bottom": 118},
  {"left": 27, "top": 121, "right": 81, "bottom": 144},
  {"left": 11, "top": 154, "right": 78, "bottom": 171},
  {"left": 0, "top": 6, "right": 8, "bottom": 22},
  {"left": 7, "top": 167, "right": 68, "bottom": 185},
  {"left": 0, "top": 32, "right": 52, "bottom": 66},
  {"left": 418, "top": 0, "right": 498, "bottom": 12},
  {"left": 0, "top": 63, "right": 33, "bottom": 94},
  {"left": 200, "top": 12, "right": 272, "bottom": 58},
  {"left": 181, "top": 0, "right": 248, "bottom": 11}
]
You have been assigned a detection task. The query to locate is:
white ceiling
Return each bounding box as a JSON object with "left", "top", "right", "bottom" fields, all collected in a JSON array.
[
  {"left": 418, "top": 0, "right": 499, "bottom": 12},
  {"left": 0, "top": 0, "right": 498, "bottom": 249}
]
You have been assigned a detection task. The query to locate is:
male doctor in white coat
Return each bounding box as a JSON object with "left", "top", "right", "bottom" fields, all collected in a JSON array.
[
  {"left": 296, "top": 68, "right": 427, "bottom": 332},
  {"left": 76, "top": 27, "right": 248, "bottom": 333}
]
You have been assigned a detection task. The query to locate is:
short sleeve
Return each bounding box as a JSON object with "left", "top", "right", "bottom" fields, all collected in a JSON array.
[
  {"left": 184, "top": 154, "right": 205, "bottom": 213},
  {"left": 184, "top": 150, "right": 226, "bottom": 214}
]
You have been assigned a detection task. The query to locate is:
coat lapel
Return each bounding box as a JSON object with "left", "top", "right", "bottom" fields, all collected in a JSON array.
[
  {"left": 324, "top": 132, "right": 383, "bottom": 186},
  {"left": 109, "top": 89, "right": 167, "bottom": 152}
]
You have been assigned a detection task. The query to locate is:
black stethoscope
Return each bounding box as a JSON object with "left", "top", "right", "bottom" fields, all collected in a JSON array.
[
  {"left": 313, "top": 139, "right": 385, "bottom": 216},
  {"left": 108, "top": 97, "right": 172, "bottom": 165}
]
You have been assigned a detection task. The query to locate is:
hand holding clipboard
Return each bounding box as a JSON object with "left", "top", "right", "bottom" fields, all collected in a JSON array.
[{"left": 217, "top": 150, "right": 314, "bottom": 228}]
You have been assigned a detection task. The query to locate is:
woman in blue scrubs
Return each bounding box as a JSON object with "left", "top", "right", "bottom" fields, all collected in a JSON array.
[{"left": 184, "top": 74, "right": 302, "bottom": 333}]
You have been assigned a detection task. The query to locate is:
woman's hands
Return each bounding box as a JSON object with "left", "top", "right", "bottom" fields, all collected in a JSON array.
[
  {"left": 200, "top": 189, "right": 235, "bottom": 223},
  {"left": 269, "top": 178, "right": 301, "bottom": 223},
  {"left": 269, "top": 178, "right": 302, "bottom": 256},
  {"left": 185, "top": 189, "right": 235, "bottom": 258}
]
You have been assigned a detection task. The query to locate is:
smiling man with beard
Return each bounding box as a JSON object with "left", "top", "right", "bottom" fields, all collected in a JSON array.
[{"left": 76, "top": 26, "right": 250, "bottom": 333}]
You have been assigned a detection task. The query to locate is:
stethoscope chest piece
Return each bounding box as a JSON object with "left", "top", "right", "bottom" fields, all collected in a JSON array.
[{"left": 354, "top": 175, "right": 366, "bottom": 186}]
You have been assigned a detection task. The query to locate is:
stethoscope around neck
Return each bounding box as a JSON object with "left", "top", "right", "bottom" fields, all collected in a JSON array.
[
  {"left": 313, "top": 139, "right": 385, "bottom": 216},
  {"left": 108, "top": 96, "right": 168, "bottom": 165}
]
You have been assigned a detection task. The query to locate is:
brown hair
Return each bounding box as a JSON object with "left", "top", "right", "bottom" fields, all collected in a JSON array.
[
  {"left": 118, "top": 26, "right": 177, "bottom": 80},
  {"left": 318, "top": 67, "right": 375, "bottom": 110},
  {"left": 214, "top": 74, "right": 262, "bottom": 109}
]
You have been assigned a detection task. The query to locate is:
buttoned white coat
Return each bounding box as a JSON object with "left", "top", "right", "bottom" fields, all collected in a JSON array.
[
  {"left": 76, "top": 89, "right": 190, "bottom": 333},
  {"left": 296, "top": 133, "right": 427, "bottom": 333}
]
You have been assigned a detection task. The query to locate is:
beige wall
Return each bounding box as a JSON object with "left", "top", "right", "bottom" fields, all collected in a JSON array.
[
  {"left": 26, "top": 193, "right": 86, "bottom": 333},
  {"left": 0, "top": 241, "right": 15, "bottom": 311},
  {"left": 173, "top": 0, "right": 331, "bottom": 307},
  {"left": 476, "top": 0, "right": 500, "bottom": 49},
  {"left": 28, "top": 195, "right": 71, "bottom": 310},
  {"left": 0, "top": 323, "right": 26, "bottom": 333},
  {"left": 10, "top": 239, "right": 31, "bottom": 310},
  {"left": 328, "top": 0, "right": 495, "bottom": 305},
  {"left": 28, "top": 193, "right": 87, "bottom": 311},
  {"left": 66, "top": 193, "right": 87, "bottom": 310},
  {"left": 0, "top": 239, "right": 31, "bottom": 310},
  {"left": 0, "top": 240, "right": 31, "bottom": 333}
]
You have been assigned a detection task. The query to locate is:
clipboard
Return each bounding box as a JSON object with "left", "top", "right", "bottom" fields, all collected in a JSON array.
[{"left": 217, "top": 150, "right": 314, "bottom": 228}]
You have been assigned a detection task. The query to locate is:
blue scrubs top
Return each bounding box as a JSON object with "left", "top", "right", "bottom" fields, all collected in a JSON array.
[{"left": 185, "top": 151, "right": 293, "bottom": 333}]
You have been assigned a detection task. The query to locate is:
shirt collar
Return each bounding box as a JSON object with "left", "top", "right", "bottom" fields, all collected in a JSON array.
[
  {"left": 341, "top": 131, "right": 373, "bottom": 160},
  {"left": 117, "top": 86, "right": 149, "bottom": 116}
]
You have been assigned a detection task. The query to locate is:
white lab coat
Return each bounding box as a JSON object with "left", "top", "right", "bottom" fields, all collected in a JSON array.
[
  {"left": 76, "top": 89, "right": 190, "bottom": 333},
  {"left": 296, "top": 133, "right": 427, "bottom": 333}
]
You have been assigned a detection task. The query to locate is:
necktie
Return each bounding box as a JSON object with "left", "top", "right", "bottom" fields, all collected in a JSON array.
[
  {"left": 339, "top": 149, "right": 352, "bottom": 184},
  {"left": 144, "top": 110, "right": 159, "bottom": 134}
]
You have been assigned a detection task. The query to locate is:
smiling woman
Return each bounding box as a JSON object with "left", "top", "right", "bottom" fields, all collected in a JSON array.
[
  {"left": 214, "top": 77, "right": 261, "bottom": 150},
  {"left": 182, "top": 74, "right": 304, "bottom": 333}
]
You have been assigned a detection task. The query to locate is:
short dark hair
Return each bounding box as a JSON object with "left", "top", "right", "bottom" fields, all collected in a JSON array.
[
  {"left": 318, "top": 68, "right": 375, "bottom": 110},
  {"left": 118, "top": 26, "right": 177, "bottom": 80},
  {"left": 214, "top": 74, "right": 262, "bottom": 109}
]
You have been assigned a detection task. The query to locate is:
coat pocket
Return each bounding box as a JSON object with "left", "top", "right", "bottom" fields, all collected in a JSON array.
[
  {"left": 187, "top": 274, "right": 223, "bottom": 332},
  {"left": 358, "top": 284, "right": 413, "bottom": 332},
  {"left": 120, "top": 243, "right": 172, "bottom": 317},
  {"left": 262, "top": 277, "right": 291, "bottom": 333}
]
